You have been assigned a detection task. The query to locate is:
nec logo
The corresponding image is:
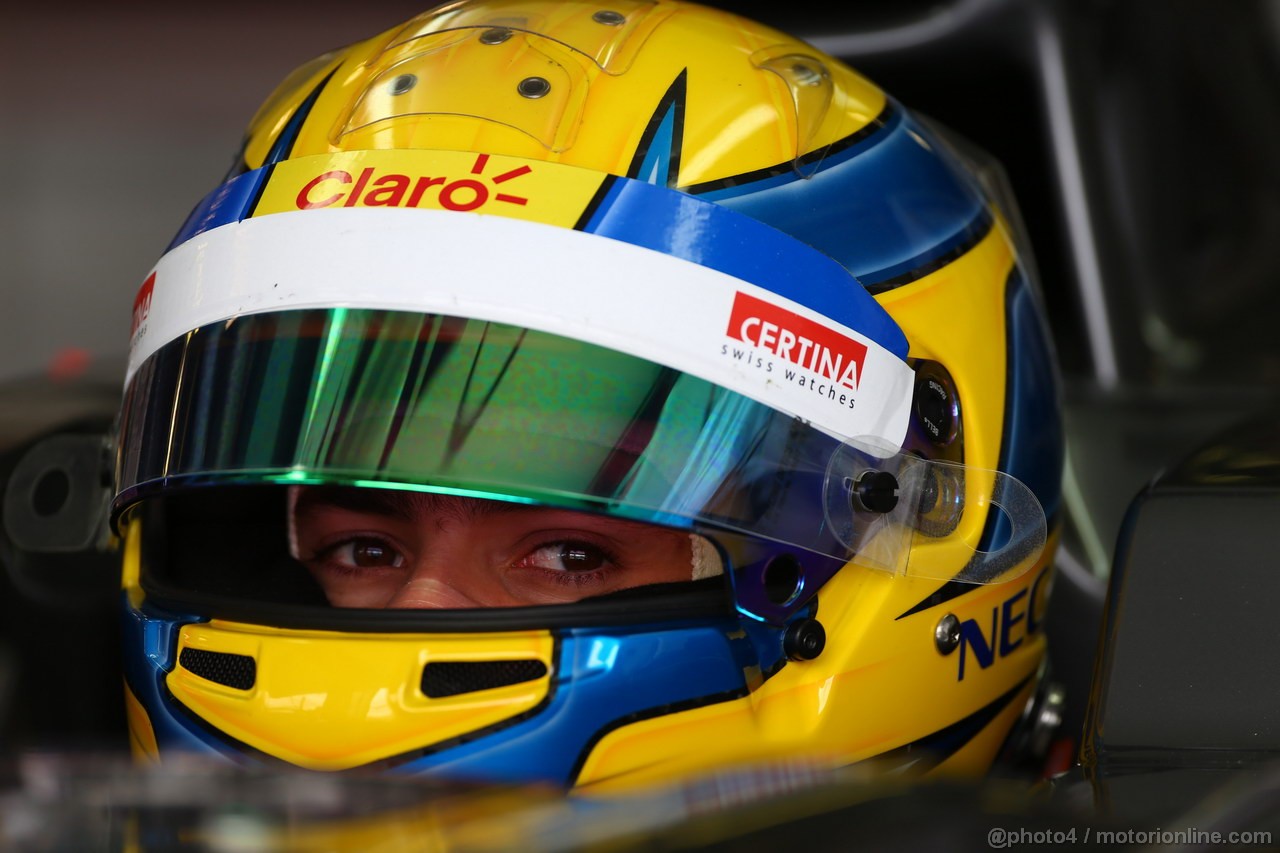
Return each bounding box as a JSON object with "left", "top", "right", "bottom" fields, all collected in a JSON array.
[
  {"left": 294, "top": 153, "right": 530, "bottom": 212},
  {"left": 726, "top": 292, "right": 867, "bottom": 389},
  {"left": 955, "top": 568, "right": 1052, "bottom": 681}
]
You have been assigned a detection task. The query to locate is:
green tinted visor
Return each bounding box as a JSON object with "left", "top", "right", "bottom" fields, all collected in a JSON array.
[
  {"left": 117, "top": 307, "right": 809, "bottom": 516},
  {"left": 114, "top": 308, "right": 865, "bottom": 617},
  {"left": 116, "top": 307, "right": 1048, "bottom": 622}
]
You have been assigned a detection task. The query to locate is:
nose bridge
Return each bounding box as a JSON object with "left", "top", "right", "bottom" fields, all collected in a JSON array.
[
  {"left": 389, "top": 573, "right": 485, "bottom": 609},
  {"left": 371, "top": 504, "right": 489, "bottom": 608}
]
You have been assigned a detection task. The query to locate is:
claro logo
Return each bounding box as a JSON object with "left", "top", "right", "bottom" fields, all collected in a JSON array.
[
  {"left": 294, "top": 153, "right": 530, "bottom": 212},
  {"left": 726, "top": 291, "right": 867, "bottom": 389}
]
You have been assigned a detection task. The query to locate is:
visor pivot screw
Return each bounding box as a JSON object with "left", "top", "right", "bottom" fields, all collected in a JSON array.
[
  {"left": 479, "top": 27, "right": 513, "bottom": 44},
  {"left": 592, "top": 10, "right": 626, "bottom": 25},
  {"left": 784, "top": 618, "right": 826, "bottom": 661},
  {"left": 389, "top": 74, "right": 417, "bottom": 96},
  {"left": 935, "top": 614, "right": 961, "bottom": 655},
  {"left": 852, "top": 470, "right": 899, "bottom": 514},
  {"left": 518, "top": 76, "right": 551, "bottom": 99}
]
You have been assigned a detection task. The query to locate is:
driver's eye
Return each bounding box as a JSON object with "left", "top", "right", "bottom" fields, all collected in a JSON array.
[
  {"left": 344, "top": 538, "right": 404, "bottom": 568},
  {"left": 520, "top": 541, "right": 616, "bottom": 573},
  {"left": 558, "top": 544, "right": 606, "bottom": 572}
]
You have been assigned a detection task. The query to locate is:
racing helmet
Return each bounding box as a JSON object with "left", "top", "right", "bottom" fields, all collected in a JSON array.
[{"left": 114, "top": 0, "right": 1064, "bottom": 789}]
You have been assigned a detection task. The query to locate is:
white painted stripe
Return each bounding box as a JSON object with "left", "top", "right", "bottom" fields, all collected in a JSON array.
[{"left": 130, "top": 208, "right": 914, "bottom": 447}]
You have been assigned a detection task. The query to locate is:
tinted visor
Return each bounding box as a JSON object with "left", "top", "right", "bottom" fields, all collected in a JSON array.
[{"left": 116, "top": 308, "right": 852, "bottom": 622}]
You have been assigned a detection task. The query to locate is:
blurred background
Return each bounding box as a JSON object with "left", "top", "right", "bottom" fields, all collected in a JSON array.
[
  {"left": 3, "top": 0, "right": 1280, "bottom": 759},
  {"left": 1, "top": 1, "right": 426, "bottom": 389}
]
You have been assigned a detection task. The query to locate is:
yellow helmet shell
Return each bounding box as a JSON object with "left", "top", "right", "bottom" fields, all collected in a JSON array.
[
  {"left": 119, "top": 0, "right": 1064, "bottom": 790},
  {"left": 240, "top": 1, "right": 885, "bottom": 186}
]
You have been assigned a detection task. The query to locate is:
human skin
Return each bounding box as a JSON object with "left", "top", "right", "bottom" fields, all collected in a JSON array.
[{"left": 292, "top": 487, "right": 700, "bottom": 608}]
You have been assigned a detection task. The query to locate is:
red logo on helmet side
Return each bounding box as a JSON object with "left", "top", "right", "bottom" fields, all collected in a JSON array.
[
  {"left": 294, "top": 153, "right": 530, "bottom": 212},
  {"left": 726, "top": 291, "right": 867, "bottom": 389},
  {"left": 131, "top": 272, "right": 155, "bottom": 342}
]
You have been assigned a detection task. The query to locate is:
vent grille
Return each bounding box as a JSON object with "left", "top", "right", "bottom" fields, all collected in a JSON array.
[
  {"left": 179, "top": 648, "right": 257, "bottom": 690},
  {"left": 421, "top": 659, "right": 548, "bottom": 698}
]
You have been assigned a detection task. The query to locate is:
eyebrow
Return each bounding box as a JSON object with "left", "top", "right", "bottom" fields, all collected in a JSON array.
[
  {"left": 294, "top": 488, "right": 525, "bottom": 522},
  {"left": 292, "top": 487, "right": 682, "bottom": 543}
]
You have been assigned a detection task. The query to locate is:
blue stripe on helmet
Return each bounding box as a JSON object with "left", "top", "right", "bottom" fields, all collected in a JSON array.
[{"left": 696, "top": 103, "right": 990, "bottom": 289}]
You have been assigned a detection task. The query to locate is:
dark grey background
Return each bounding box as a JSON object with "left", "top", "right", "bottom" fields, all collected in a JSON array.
[{"left": 0, "top": 3, "right": 424, "bottom": 387}]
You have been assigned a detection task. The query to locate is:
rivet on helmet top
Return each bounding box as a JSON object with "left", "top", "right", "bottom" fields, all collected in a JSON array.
[
  {"left": 592, "top": 10, "right": 626, "bottom": 26},
  {"left": 935, "top": 614, "right": 961, "bottom": 655},
  {"left": 518, "top": 77, "right": 552, "bottom": 99},
  {"left": 389, "top": 74, "right": 417, "bottom": 96},
  {"left": 479, "top": 27, "right": 513, "bottom": 44}
]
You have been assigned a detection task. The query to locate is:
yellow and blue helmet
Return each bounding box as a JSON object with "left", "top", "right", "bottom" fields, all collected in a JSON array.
[{"left": 114, "top": 0, "right": 1064, "bottom": 789}]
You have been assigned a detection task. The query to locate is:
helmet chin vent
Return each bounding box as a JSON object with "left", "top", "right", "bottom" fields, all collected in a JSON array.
[
  {"left": 420, "top": 660, "right": 548, "bottom": 698},
  {"left": 178, "top": 648, "right": 257, "bottom": 691}
]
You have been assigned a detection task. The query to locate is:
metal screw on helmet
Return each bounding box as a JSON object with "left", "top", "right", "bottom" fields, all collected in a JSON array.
[
  {"left": 592, "top": 10, "right": 626, "bottom": 25},
  {"left": 852, "top": 470, "right": 899, "bottom": 513},
  {"left": 479, "top": 27, "right": 513, "bottom": 44},
  {"left": 784, "top": 619, "right": 826, "bottom": 661},
  {"left": 1029, "top": 682, "right": 1067, "bottom": 757},
  {"left": 518, "top": 76, "right": 551, "bottom": 99},
  {"left": 389, "top": 74, "right": 417, "bottom": 96},
  {"left": 935, "top": 614, "right": 960, "bottom": 655}
]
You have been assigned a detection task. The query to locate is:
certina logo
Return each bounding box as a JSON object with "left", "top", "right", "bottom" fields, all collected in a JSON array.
[
  {"left": 725, "top": 291, "right": 867, "bottom": 389},
  {"left": 294, "top": 153, "right": 531, "bottom": 212},
  {"left": 131, "top": 272, "right": 155, "bottom": 343}
]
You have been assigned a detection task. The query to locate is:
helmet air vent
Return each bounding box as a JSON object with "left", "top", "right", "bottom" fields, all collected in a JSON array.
[
  {"left": 762, "top": 554, "right": 804, "bottom": 605},
  {"left": 420, "top": 659, "right": 549, "bottom": 698},
  {"left": 178, "top": 648, "right": 257, "bottom": 690}
]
